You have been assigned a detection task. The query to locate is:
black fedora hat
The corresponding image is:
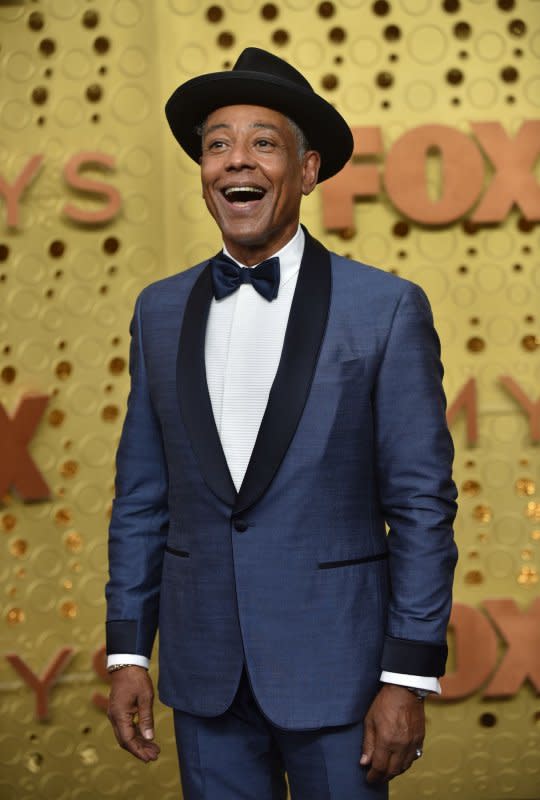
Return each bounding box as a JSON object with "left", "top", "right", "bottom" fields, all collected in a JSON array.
[{"left": 165, "top": 47, "right": 353, "bottom": 183}]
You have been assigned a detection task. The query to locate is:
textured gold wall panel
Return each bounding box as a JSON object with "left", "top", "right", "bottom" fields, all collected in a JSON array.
[{"left": 1, "top": 1, "right": 539, "bottom": 798}]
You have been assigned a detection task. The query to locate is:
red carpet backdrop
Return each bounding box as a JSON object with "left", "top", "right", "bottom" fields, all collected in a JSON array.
[{"left": 0, "top": 1, "right": 539, "bottom": 798}]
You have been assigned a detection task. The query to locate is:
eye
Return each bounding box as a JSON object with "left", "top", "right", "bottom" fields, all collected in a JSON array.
[
  {"left": 255, "top": 138, "right": 274, "bottom": 148},
  {"left": 206, "top": 139, "right": 226, "bottom": 151}
]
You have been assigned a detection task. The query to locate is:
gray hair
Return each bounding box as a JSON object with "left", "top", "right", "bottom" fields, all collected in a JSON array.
[
  {"left": 286, "top": 116, "right": 310, "bottom": 159},
  {"left": 196, "top": 114, "right": 311, "bottom": 160}
]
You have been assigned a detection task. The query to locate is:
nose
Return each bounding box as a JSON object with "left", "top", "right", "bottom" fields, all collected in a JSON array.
[{"left": 224, "top": 139, "right": 255, "bottom": 171}]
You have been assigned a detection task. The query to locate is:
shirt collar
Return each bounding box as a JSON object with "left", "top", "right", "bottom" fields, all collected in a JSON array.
[{"left": 222, "top": 225, "right": 304, "bottom": 288}]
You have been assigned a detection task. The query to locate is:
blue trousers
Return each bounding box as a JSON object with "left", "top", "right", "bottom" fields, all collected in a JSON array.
[{"left": 173, "top": 666, "right": 388, "bottom": 800}]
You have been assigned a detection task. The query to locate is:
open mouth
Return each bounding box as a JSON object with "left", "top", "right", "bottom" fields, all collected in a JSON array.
[{"left": 222, "top": 186, "right": 266, "bottom": 204}]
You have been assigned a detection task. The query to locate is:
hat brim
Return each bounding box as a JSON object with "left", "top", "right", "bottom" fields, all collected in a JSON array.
[{"left": 165, "top": 70, "right": 353, "bottom": 183}]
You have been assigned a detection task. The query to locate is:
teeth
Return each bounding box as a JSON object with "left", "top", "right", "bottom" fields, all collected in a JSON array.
[{"left": 224, "top": 187, "right": 264, "bottom": 197}]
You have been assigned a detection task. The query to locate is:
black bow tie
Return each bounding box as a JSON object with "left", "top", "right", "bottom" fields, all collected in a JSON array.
[{"left": 210, "top": 253, "right": 280, "bottom": 302}]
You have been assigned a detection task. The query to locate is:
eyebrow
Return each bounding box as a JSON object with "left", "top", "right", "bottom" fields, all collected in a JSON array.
[{"left": 203, "top": 121, "right": 282, "bottom": 137}]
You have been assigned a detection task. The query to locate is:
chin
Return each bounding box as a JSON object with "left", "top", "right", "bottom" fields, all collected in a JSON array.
[{"left": 223, "top": 224, "right": 269, "bottom": 247}]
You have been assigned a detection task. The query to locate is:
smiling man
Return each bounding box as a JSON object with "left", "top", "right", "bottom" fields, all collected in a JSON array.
[
  {"left": 200, "top": 105, "right": 319, "bottom": 265},
  {"left": 105, "top": 48, "right": 458, "bottom": 800}
]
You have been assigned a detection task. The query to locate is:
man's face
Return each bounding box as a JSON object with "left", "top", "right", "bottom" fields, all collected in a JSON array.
[{"left": 200, "top": 104, "right": 320, "bottom": 265}]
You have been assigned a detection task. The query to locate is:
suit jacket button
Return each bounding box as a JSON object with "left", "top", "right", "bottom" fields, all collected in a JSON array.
[{"left": 233, "top": 519, "right": 248, "bottom": 532}]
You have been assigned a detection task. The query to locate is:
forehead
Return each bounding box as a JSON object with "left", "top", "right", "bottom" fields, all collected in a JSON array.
[{"left": 204, "top": 104, "right": 292, "bottom": 134}]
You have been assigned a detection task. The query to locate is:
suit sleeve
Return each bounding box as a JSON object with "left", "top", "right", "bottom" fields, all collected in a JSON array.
[
  {"left": 373, "top": 282, "right": 458, "bottom": 677},
  {"left": 105, "top": 291, "right": 169, "bottom": 659}
]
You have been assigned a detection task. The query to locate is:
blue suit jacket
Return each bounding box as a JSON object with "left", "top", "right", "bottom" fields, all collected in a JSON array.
[{"left": 106, "top": 229, "right": 458, "bottom": 729}]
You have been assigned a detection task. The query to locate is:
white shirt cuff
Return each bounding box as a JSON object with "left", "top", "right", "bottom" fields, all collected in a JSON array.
[
  {"left": 380, "top": 670, "right": 441, "bottom": 695},
  {"left": 107, "top": 653, "right": 150, "bottom": 670}
]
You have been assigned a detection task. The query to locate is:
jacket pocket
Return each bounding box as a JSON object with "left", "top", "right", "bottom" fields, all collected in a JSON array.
[
  {"left": 318, "top": 552, "right": 388, "bottom": 570},
  {"left": 165, "top": 545, "right": 190, "bottom": 558}
]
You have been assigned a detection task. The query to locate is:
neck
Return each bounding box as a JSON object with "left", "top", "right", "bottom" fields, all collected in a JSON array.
[{"left": 223, "top": 224, "right": 300, "bottom": 267}]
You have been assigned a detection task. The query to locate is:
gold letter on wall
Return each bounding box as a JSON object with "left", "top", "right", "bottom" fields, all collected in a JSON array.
[
  {"left": 471, "top": 121, "right": 540, "bottom": 223},
  {"left": 384, "top": 125, "right": 484, "bottom": 224},
  {"left": 483, "top": 598, "right": 540, "bottom": 697},
  {"left": 439, "top": 603, "right": 498, "bottom": 699},
  {"left": 499, "top": 377, "right": 540, "bottom": 442},
  {"left": 446, "top": 378, "right": 478, "bottom": 446},
  {"left": 5, "top": 648, "right": 74, "bottom": 721},
  {"left": 0, "top": 155, "right": 43, "bottom": 228},
  {"left": 63, "top": 152, "right": 121, "bottom": 224},
  {"left": 321, "top": 127, "right": 383, "bottom": 232},
  {"left": 0, "top": 393, "right": 50, "bottom": 501}
]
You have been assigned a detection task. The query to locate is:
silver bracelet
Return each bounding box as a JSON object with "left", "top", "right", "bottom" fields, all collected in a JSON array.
[
  {"left": 406, "top": 686, "right": 429, "bottom": 700},
  {"left": 107, "top": 663, "right": 140, "bottom": 673}
]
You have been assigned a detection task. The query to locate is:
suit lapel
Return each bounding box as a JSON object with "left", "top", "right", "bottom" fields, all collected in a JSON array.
[
  {"left": 235, "top": 229, "right": 331, "bottom": 513},
  {"left": 177, "top": 262, "right": 237, "bottom": 507},
  {"left": 177, "top": 229, "right": 332, "bottom": 512}
]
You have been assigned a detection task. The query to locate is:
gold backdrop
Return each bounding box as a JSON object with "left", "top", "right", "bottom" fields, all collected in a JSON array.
[{"left": 0, "top": 1, "right": 539, "bottom": 798}]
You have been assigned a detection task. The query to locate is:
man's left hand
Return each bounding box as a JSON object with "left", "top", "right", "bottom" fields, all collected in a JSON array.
[{"left": 360, "top": 684, "right": 425, "bottom": 783}]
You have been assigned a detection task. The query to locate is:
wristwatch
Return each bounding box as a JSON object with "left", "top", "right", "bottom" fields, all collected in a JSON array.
[{"left": 406, "top": 686, "right": 430, "bottom": 700}]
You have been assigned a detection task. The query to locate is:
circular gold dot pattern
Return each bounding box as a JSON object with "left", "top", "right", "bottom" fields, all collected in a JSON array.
[
  {"left": 521, "top": 335, "right": 538, "bottom": 351},
  {"left": 443, "top": 0, "right": 460, "bottom": 12},
  {"left": 372, "top": 0, "right": 390, "bottom": 16},
  {"left": 515, "top": 478, "right": 535, "bottom": 496},
  {"left": 60, "top": 460, "right": 79, "bottom": 478},
  {"left": 108, "top": 356, "right": 126, "bottom": 375},
  {"left": 1, "top": 365, "right": 16, "bottom": 383},
  {"left": 465, "top": 569, "right": 484, "bottom": 584},
  {"left": 55, "top": 361, "right": 72, "bottom": 380},
  {"left": 94, "top": 36, "right": 110, "bottom": 54},
  {"left": 318, "top": 1, "right": 336, "bottom": 19},
  {"left": 2, "top": 513, "right": 17, "bottom": 532},
  {"left": 261, "top": 3, "right": 278, "bottom": 20},
  {"left": 65, "top": 531, "right": 83, "bottom": 552},
  {"left": 6, "top": 608, "right": 25, "bottom": 624},
  {"left": 10, "top": 539, "right": 28, "bottom": 557},
  {"left": 39, "top": 38, "right": 56, "bottom": 56},
  {"left": 48, "top": 409, "right": 65, "bottom": 427},
  {"left": 103, "top": 237, "right": 120, "bottom": 254},
  {"left": 102, "top": 404, "right": 119, "bottom": 421},
  {"left": 82, "top": 9, "right": 99, "bottom": 29},
  {"left": 86, "top": 83, "right": 103, "bottom": 101},
  {"left": 55, "top": 508, "right": 72, "bottom": 525},
  {"left": 206, "top": 5, "right": 224, "bottom": 23},
  {"left": 467, "top": 337, "right": 485, "bottom": 352},
  {"left": 272, "top": 30, "right": 289, "bottom": 46},
  {"left": 480, "top": 713, "right": 497, "bottom": 727},
  {"left": 329, "top": 27, "right": 346, "bottom": 43},
  {"left": 48, "top": 240, "right": 65, "bottom": 258},
  {"left": 461, "top": 480, "right": 481, "bottom": 496},
  {"left": 508, "top": 19, "right": 526, "bottom": 36},
  {"left": 28, "top": 11, "right": 45, "bottom": 31},
  {"left": 322, "top": 73, "right": 338, "bottom": 90},
  {"left": 217, "top": 31, "right": 234, "bottom": 48},
  {"left": 473, "top": 505, "right": 492, "bottom": 523},
  {"left": 32, "top": 86, "right": 48, "bottom": 105}
]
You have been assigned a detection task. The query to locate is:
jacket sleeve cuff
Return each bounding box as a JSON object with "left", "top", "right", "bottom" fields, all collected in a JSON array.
[
  {"left": 106, "top": 620, "right": 140, "bottom": 654},
  {"left": 381, "top": 635, "right": 448, "bottom": 677},
  {"left": 380, "top": 671, "right": 441, "bottom": 694}
]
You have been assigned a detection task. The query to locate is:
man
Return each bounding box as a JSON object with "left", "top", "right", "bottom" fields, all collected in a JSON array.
[{"left": 105, "top": 47, "right": 458, "bottom": 799}]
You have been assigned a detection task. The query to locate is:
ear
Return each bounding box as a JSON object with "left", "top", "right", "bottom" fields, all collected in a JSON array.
[{"left": 301, "top": 151, "right": 321, "bottom": 196}]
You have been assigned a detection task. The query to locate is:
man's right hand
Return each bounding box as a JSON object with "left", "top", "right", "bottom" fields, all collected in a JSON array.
[{"left": 107, "top": 666, "right": 160, "bottom": 763}]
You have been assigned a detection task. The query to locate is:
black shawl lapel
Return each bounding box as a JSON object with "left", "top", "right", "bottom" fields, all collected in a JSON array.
[
  {"left": 234, "top": 228, "right": 331, "bottom": 513},
  {"left": 177, "top": 263, "right": 237, "bottom": 507}
]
